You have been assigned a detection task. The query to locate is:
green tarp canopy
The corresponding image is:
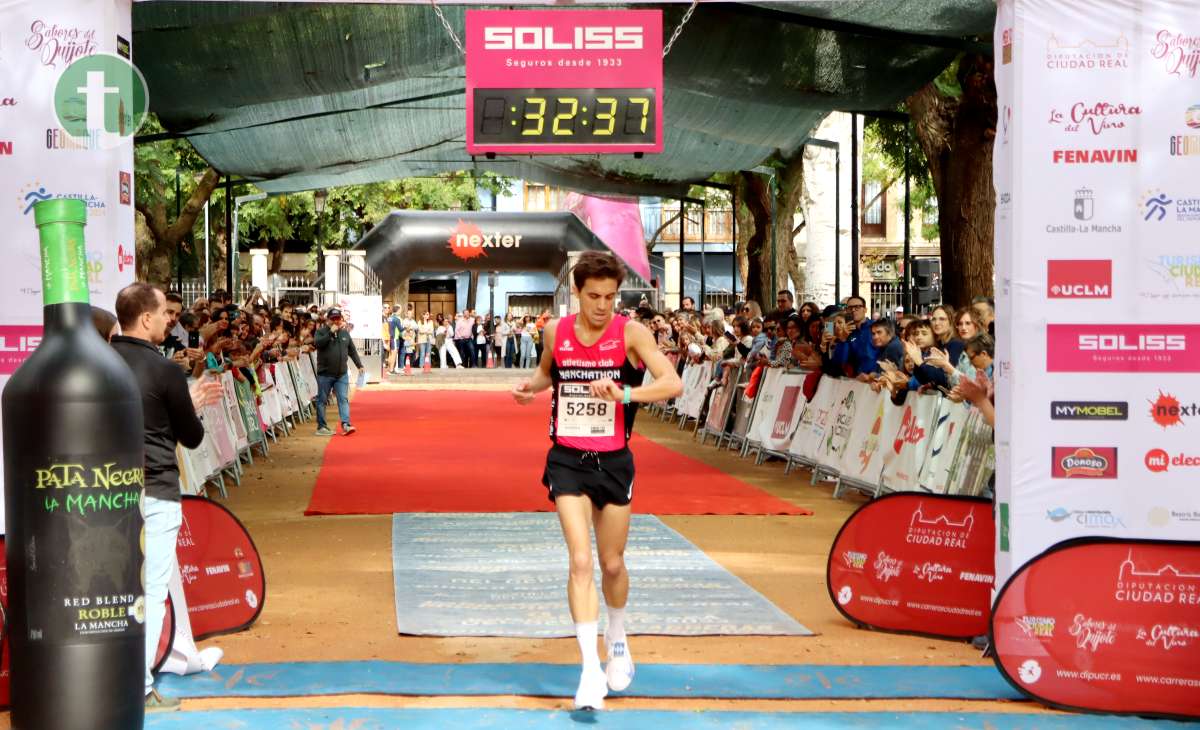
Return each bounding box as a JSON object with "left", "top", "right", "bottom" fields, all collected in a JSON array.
[{"left": 133, "top": 1, "right": 994, "bottom": 196}]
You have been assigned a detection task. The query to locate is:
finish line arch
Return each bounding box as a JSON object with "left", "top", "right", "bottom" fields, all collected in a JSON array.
[{"left": 356, "top": 210, "right": 655, "bottom": 314}]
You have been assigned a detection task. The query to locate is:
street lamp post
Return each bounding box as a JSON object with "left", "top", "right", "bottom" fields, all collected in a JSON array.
[{"left": 313, "top": 188, "right": 329, "bottom": 246}]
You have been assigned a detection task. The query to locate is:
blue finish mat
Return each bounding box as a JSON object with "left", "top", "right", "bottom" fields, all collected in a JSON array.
[
  {"left": 391, "top": 512, "right": 812, "bottom": 637},
  {"left": 157, "top": 661, "right": 1025, "bottom": 700},
  {"left": 145, "top": 708, "right": 1174, "bottom": 729}
]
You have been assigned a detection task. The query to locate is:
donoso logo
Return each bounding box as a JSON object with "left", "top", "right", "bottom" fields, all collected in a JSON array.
[
  {"left": 1047, "top": 325, "right": 1200, "bottom": 372},
  {"left": 1047, "top": 259, "right": 1112, "bottom": 298},
  {"left": 483, "top": 26, "right": 643, "bottom": 51},
  {"left": 1051, "top": 447, "right": 1118, "bottom": 478}
]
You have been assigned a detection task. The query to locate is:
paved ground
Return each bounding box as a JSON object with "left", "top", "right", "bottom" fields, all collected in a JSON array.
[{"left": 1, "top": 378, "right": 1048, "bottom": 725}]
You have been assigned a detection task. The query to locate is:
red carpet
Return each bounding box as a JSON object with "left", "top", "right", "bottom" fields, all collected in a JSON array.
[{"left": 304, "top": 390, "right": 810, "bottom": 516}]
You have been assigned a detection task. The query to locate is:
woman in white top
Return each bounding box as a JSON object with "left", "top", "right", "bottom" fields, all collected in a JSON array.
[
  {"left": 416, "top": 312, "right": 435, "bottom": 368},
  {"left": 474, "top": 316, "right": 488, "bottom": 367},
  {"left": 518, "top": 316, "right": 536, "bottom": 368},
  {"left": 435, "top": 312, "right": 462, "bottom": 368},
  {"left": 495, "top": 316, "right": 513, "bottom": 368}
]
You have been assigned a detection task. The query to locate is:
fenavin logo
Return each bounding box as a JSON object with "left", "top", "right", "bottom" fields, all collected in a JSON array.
[
  {"left": 1050, "top": 401, "right": 1128, "bottom": 420},
  {"left": 483, "top": 26, "right": 643, "bottom": 50}
]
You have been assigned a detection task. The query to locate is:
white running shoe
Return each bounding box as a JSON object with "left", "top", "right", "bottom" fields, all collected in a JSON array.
[
  {"left": 573, "top": 665, "right": 608, "bottom": 711},
  {"left": 605, "top": 640, "right": 635, "bottom": 692}
]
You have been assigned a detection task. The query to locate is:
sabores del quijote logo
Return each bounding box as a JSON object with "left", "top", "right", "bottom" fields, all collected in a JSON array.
[{"left": 1150, "top": 29, "right": 1200, "bottom": 79}]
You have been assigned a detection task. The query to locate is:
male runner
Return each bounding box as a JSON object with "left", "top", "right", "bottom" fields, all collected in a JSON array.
[{"left": 512, "top": 251, "right": 683, "bottom": 711}]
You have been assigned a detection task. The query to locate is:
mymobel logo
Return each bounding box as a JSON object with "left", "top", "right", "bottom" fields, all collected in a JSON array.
[
  {"left": 1047, "top": 325, "right": 1200, "bottom": 372},
  {"left": 1050, "top": 401, "right": 1128, "bottom": 420},
  {"left": 1047, "top": 259, "right": 1111, "bottom": 298},
  {"left": 483, "top": 26, "right": 643, "bottom": 50},
  {"left": 53, "top": 52, "right": 148, "bottom": 151}
]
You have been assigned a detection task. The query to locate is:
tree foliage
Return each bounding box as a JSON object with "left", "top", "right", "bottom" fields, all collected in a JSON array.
[{"left": 134, "top": 118, "right": 512, "bottom": 285}]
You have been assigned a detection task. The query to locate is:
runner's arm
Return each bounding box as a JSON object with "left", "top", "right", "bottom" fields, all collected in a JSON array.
[
  {"left": 512, "top": 320, "right": 557, "bottom": 403},
  {"left": 625, "top": 320, "right": 682, "bottom": 402}
]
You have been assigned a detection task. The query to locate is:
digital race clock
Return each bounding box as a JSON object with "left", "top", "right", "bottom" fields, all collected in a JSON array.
[
  {"left": 465, "top": 10, "right": 663, "bottom": 155},
  {"left": 472, "top": 88, "right": 656, "bottom": 146}
]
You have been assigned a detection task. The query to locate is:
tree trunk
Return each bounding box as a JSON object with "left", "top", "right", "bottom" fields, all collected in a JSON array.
[
  {"left": 135, "top": 167, "right": 222, "bottom": 284},
  {"left": 773, "top": 152, "right": 807, "bottom": 300},
  {"left": 390, "top": 279, "right": 410, "bottom": 311},
  {"left": 736, "top": 149, "right": 807, "bottom": 313},
  {"left": 733, "top": 192, "right": 754, "bottom": 298},
  {"left": 738, "top": 172, "right": 771, "bottom": 308},
  {"left": 908, "top": 55, "right": 996, "bottom": 308},
  {"left": 466, "top": 271, "right": 479, "bottom": 311}
]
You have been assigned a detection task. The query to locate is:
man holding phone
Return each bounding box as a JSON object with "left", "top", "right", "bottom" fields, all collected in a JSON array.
[{"left": 314, "top": 307, "right": 364, "bottom": 436}]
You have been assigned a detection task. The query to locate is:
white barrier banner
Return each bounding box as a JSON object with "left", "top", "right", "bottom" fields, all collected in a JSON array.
[
  {"left": 757, "top": 370, "right": 809, "bottom": 453},
  {"left": 337, "top": 293, "right": 384, "bottom": 340},
  {"left": 840, "top": 389, "right": 902, "bottom": 489},
  {"left": 814, "top": 378, "right": 859, "bottom": 473},
  {"left": 677, "top": 362, "right": 710, "bottom": 420},
  {"left": 220, "top": 371, "right": 249, "bottom": 452},
  {"left": 836, "top": 384, "right": 895, "bottom": 488},
  {"left": 880, "top": 392, "right": 941, "bottom": 492},
  {"left": 704, "top": 365, "right": 741, "bottom": 436},
  {"left": 788, "top": 376, "right": 838, "bottom": 463},
  {"left": 745, "top": 368, "right": 782, "bottom": 445},
  {"left": 917, "top": 399, "right": 972, "bottom": 494}
]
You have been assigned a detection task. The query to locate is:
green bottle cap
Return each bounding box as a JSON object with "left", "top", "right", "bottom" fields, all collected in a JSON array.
[
  {"left": 33, "top": 197, "right": 88, "bottom": 229},
  {"left": 32, "top": 198, "right": 90, "bottom": 306}
]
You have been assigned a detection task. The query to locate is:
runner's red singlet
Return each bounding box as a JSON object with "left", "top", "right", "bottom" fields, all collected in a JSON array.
[{"left": 549, "top": 314, "right": 643, "bottom": 452}]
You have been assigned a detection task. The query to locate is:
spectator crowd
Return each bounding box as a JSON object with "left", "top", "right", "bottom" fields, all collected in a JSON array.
[{"left": 626, "top": 290, "right": 997, "bottom": 427}]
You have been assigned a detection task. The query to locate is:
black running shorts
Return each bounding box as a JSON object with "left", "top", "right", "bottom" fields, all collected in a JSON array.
[{"left": 542, "top": 444, "right": 635, "bottom": 509}]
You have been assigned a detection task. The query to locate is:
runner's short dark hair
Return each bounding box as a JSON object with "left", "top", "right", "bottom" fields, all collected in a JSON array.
[{"left": 572, "top": 251, "right": 626, "bottom": 290}]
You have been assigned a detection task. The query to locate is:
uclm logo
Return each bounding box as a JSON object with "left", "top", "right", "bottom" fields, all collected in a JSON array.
[
  {"left": 483, "top": 26, "right": 643, "bottom": 50},
  {"left": 1047, "top": 259, "right": 1112, "bottom": 298},
  {"left": 1047, "top": 325, "right": 1200, "bottom": 372}
]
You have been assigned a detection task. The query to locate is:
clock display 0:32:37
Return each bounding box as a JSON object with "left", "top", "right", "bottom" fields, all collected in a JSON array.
[{"left": 472, "top": 88, "right": 657, "bottom": 145}]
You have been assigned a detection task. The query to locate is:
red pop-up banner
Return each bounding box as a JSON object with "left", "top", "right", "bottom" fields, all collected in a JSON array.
[
  {"left": 827, "top": 493, "right": 995, "bottom": 640},
  {"left": 992, "top": 538, "right": 1200, "bottom": 721},
  {"left": 176, "top": 496, "right": 265, "bottom": 639}
]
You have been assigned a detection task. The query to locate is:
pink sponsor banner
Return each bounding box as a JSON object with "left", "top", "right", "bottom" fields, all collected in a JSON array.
[
  {"left": 465, "top": 9, "right": 663, "bottom": 155},
  {"left": 0, "top": 326, "right": 42, "bottom": 375},
  {"left": 1046, "top": 324, "right": 1200, "bottom": 373}
]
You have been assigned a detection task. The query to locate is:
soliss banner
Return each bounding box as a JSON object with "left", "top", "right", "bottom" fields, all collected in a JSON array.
[
  {"left": 992, "top": 539, "right": 1200, "bottom": 721},
  {"left": 827, "top": 493, "right": 995, "bottom": 640},
  {"left": 176, "top": 496, "right": 265, "bottom": 640}
]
